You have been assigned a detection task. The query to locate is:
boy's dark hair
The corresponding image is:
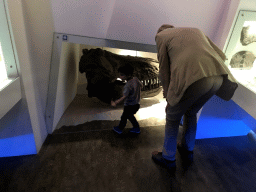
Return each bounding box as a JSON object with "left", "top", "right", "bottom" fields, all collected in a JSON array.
[{"left": 118, "top": 63, "right": 134, "bottom": 76}]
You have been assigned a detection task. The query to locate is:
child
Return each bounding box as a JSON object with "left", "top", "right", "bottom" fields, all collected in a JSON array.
[{"left": 111, "top": 64, "right": 143, "bottom": 134}]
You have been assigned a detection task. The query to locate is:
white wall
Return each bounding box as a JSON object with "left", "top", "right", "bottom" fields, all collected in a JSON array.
[
  {"left": 6, "top": 0, "right": 54, "bottom": 152},
  {"left": 214, "top": 0, "right": 241, "bottom": 48},
  {"left": 50, "top": 0, "right": 233, "bottom": 45},
  {"left": 22, "top": 0, "right": 55, "bottom": 115},
  {"left": 52, "top": 42, "right": 80, "bottom": 131}
]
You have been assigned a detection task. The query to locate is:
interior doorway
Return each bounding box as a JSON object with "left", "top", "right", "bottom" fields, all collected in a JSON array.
[{"left": 46, "top": 33, "right": 166, "bottom": 134}]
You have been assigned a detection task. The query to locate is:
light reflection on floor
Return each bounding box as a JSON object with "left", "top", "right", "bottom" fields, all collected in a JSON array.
[
  {"left": 0, "top": 134, "right": 37, "bottom": 157},
  {"left": 55, "top": 91, "right": 167, "bottom": 130},
  {"left": 196, "top": 96, "right": 252, "bottom": 139},
  {"left": 55, "top": 91, "right": 253, "bottom": 140},
  {"left": 136, "top": 99, "right": 166, "bottom": 120}
]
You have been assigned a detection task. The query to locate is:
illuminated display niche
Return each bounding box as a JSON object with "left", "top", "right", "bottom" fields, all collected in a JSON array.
[{"left": 225, "top": 10, "right": 256, "bottom": 93}]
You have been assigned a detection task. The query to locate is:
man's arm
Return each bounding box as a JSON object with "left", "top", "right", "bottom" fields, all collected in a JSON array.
[{"left": 156, "top": 35, "right": 170, "bottom": 98}]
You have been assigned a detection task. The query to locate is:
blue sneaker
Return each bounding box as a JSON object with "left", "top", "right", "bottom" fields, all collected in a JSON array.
[
  {"left": 113, "top": 126, "right": 123, "bottom": 134},
  {"left": 129, "top": 127, "right": 141, "bottom": 134}
]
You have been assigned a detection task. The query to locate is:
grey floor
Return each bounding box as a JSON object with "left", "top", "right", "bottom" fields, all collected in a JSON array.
[{"left": 1, "top": 122, "right": 256, "bottom": 192}]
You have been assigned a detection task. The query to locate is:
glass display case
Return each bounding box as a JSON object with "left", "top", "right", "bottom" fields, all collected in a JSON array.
[{"left": 225, "top": 10, "right": 256, "bottom": 93}]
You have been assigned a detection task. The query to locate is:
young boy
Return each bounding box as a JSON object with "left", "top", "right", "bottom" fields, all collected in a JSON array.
[{"left": 111, "top": 64, "right": 143, "bottom": 134}]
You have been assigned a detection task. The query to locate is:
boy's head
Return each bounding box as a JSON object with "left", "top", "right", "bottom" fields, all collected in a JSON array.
[{"left": 118, "top": 64, "right": 134, "bottom": 81}]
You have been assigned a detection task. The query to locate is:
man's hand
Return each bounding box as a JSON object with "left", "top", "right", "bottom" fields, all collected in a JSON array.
[{"left": 111, "top": 100, "right": 116, "bottom": 107}]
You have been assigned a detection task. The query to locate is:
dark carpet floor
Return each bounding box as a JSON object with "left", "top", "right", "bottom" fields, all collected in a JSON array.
[{"left": 1, "top": 125, "right": 256, "bottom": 192}]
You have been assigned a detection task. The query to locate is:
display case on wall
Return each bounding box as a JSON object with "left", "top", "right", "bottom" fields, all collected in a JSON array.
[{"left": 225, "top": 10, "right": 256, "bottom": 93}]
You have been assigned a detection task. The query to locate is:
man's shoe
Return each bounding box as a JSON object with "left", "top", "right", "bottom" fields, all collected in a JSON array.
[
  {"left": 152, "top": 151, "right": 176, "bottom": 172},
  {"left": 177, "top": 143, "right": 193, "bottom": 163},
  {"left": 129, "top": 127, "right": 141, "bottom": 134},
  {"left": 113, "top": 126, "right": 123, "bottom": 134}
]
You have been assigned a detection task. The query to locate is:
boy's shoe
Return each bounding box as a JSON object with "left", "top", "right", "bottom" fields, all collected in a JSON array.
[
  {"left": 177, "top": 143, "right": 193, "bottom": 164},
  {"left": 113, "top": 126, "right": 123, "bottom": 134},
  {"left": 152, "top": 151, "right": 176, "bottom": 172},
  {"left": 129, "top": 127, "right": 141, "bottom": 134}
]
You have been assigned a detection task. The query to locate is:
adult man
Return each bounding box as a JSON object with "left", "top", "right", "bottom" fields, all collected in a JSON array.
[{"left": 152, "top": 24, "right": 238, "bottom": 171}]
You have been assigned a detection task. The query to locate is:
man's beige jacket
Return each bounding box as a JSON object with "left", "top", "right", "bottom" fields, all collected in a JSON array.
[{"left": 155, "top": 27, "right": 238, "bottom": 106}]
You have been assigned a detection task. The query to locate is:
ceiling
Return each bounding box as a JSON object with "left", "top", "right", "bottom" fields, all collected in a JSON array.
[{"left": 51, "top": 0, "right": 232, "bottom": 45}]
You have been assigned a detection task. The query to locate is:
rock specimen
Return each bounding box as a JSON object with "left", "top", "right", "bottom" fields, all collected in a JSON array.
[
  {"left": 79, "top": 48, "right": 160, "bottom": 104},
  {"left": 230, "top": 51, "right": 256, "bottom": 69},
  {"left": 240, "top": 26, "right": 256, "bottom": 46}
]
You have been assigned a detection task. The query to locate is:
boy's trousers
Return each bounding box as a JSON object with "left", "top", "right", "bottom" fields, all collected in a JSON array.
[{"left": 119, "top": 104, "right": 140, "bottom": 130}]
